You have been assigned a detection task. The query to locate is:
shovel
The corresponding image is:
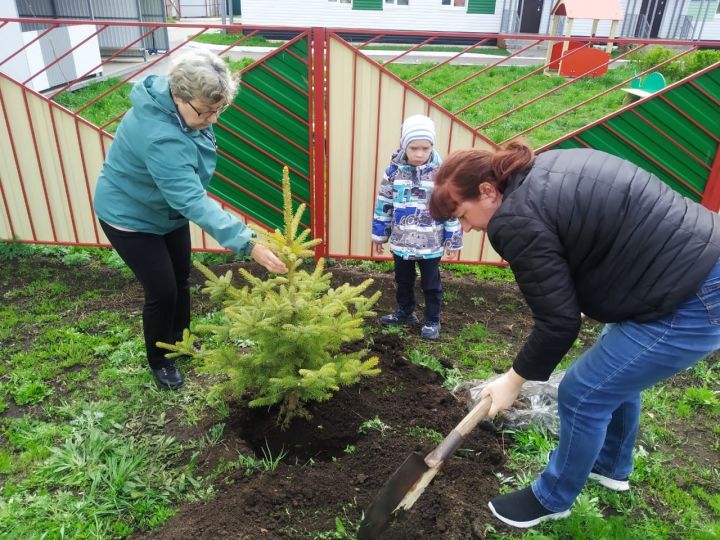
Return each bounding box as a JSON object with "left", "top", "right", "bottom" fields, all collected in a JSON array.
[{"left": 357, "top": 395, "right": 493, "bottom": 539}]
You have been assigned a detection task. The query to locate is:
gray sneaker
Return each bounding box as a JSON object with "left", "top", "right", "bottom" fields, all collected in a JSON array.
[
  {"left": 380, "top": 310, "right": 419, "bottom": 326},
  {"left": 421, "top": 321, "right": 440, "bottom": 340}
]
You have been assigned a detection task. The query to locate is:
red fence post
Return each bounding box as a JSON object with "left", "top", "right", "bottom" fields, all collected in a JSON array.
[
  {"left": 310, "top": 27, "right": 327, "bottom": 259},
  {"left": 701, "top": 147, "right": 720, "bottom": 212}
]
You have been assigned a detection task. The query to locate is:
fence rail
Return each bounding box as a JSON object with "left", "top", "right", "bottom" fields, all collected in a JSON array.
[{"left": 1, "top": 17, "right": 719, "bottom": 264}]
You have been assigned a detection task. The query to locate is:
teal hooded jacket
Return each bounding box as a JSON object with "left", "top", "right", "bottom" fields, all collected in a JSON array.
[{"left": 93, "top": 75, "right": 254, "bottom": 256}]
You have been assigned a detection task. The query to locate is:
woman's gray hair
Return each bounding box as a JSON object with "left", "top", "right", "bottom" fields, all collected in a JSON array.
[{"left": 168, "top": 49, "right": 238, "bottom": 105}]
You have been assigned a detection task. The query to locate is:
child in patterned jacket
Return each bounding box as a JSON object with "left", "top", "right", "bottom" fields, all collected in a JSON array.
[{"left": 371, "top": 114, "right": 463, "bottom": 340}]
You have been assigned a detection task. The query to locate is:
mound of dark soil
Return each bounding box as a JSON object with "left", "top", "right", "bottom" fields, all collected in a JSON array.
[
  {"left": 139, "top": 333, "right": 504, "bottom": 540},
  {"left": 136, "top": 262, "right": 525, "bottom": 539}
]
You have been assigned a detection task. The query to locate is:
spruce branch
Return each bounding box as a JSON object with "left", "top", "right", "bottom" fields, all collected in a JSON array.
[
  {"left": 156, "top": 328, "right": 205, "bottom": 359},
  {"left": 247, "top": 167, "right": 322, "bottom": 283}
]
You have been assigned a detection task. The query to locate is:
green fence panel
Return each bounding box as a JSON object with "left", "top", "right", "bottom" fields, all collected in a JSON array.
[
  {"left": 549, "top": 65, "right": 720, "bottom": 203},
  {"left": 635, "top": 100, "right": 716, "bottom": 166},
  {"left": 210, "top": 37, "right": 311, "bottom": 233}
]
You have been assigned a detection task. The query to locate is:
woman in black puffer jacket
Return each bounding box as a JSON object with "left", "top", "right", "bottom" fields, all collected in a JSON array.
[{"left": 429, "top": 141, "right": 720, "bottom": 529}]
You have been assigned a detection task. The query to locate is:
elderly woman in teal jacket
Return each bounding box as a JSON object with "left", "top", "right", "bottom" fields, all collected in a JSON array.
[{"left": 94, "top": 49, "right": 286, "bottom": 390}]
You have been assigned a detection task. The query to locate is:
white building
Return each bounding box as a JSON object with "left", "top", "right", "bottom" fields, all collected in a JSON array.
[
  {"left": 0, "top": 1, "right": 102, "bottom": 92},
  {"left": 239, "top": 0, "right": 720, "bottom": 41},
  {"left": 1, "top": 0, "right": 171, "bottom": 92}
]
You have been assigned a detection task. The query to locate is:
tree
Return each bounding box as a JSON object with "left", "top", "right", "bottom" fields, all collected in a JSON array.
[{"left": 160, "top": 167, "right": 380, "bottom": 428}]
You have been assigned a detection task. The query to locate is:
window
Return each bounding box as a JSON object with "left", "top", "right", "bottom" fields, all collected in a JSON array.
[
  {"left": 385, "top": 0, "right": 410, "bottom": 4},
  {"left": 442, "top": 0, "right": 467, "bottom": 6}
]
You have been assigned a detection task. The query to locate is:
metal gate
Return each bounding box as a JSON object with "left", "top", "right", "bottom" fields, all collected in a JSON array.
[{"left": 1, "top": 17, "right": 720, "bottom": 265}]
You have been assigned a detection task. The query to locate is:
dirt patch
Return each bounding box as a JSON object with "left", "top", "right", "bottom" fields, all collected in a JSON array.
[
  {"left": 138, "top": 333, "right": 504, "bottom": 540},
  {"left": 4, "top": 254, "right": 718, "bottom": 538},
  {"left": 5, "top": 255, "right": 719, "bottom": 538},
  {"left": 130, "top": 261, "right": 524, "bottom": 539}
]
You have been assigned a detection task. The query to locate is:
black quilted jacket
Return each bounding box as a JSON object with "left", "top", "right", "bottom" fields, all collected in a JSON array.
[{"left": 488, "top": 149, "right": 720, "bottom": 381}]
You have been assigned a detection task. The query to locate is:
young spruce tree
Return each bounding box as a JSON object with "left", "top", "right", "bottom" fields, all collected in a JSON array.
[{"left": 160, "top": 167, "right": 381, "bottom": 428}]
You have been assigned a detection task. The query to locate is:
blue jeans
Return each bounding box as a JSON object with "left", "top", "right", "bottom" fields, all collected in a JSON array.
[{"left": 533, "top": 258, "right": 720, "bottom": 512}]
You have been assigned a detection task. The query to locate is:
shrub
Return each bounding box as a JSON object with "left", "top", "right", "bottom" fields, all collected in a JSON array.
[
  {"left": 628, "top": 46, "right": 720, "bottom": 83},
  {"left": 160, "top": 168, "right": 381, "bottom": 428}
]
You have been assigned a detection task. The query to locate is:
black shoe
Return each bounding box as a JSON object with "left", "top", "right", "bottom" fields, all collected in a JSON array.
[
  {"left": 488, "top": 486, "right": 570, "bottom": 529},
  {"left": 380, "top": 310, "right": 419, "bottom": 326},
  {"left": 152, "top": 365, "right": 184, "bottom": 390}
]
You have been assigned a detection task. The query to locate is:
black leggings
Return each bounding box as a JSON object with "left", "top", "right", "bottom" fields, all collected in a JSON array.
[{"left": 100, "top": 220, "right": 191, "bottom": 369}]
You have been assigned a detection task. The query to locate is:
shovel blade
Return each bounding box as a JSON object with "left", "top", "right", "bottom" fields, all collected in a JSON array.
[{"left": 357, "top": 452, "right": 429, "bottom": 540}]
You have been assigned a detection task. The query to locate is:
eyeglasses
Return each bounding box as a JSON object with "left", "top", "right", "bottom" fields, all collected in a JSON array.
[{"left": 185, "top": 100, "right": 230, "bottom": 118}]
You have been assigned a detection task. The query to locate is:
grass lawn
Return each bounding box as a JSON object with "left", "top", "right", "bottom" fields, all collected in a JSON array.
[
  {"left": 1, "top": 244, "right": 717, "bottom": 538},
  {"left": 53, "top": 78, "right": 133, "bottom": 134},
  {"left": 50, "top": 44, "right": 718, "bottom": 149},
  {"left": 192, "top": 33, "right": 282, "bottom": 47},
  {"left": 385, "top": 62, "right": 634, "bottom": 148},
  {"left": 53, "top": 63, "right": 631, "bottom": 149}
]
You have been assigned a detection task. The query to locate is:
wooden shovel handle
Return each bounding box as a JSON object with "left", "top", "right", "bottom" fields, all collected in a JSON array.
[{"left": 424, "top": 395, "right": 492, "bottom": 468}]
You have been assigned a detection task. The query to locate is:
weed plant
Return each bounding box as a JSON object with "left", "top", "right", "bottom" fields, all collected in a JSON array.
[
  {"left": 53, "top": 78, "right": 132, "bottom": 134},
  {"left": 0, "top": 244, "right": 255, "bottom": 536}
]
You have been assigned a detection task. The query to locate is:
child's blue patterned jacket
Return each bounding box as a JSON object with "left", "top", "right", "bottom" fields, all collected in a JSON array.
[{"left": 371, "top": 148, "right": 463, "bottom": 260}]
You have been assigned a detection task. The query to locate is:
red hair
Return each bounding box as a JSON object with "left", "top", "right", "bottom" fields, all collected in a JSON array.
[{"left": 429, "top": 141, "right": 534, "bottom": 221}]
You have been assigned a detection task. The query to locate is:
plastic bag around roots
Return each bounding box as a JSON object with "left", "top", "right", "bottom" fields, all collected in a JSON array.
[{"left": 452, "top": 370, "right": 566, "bottom": 436}]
